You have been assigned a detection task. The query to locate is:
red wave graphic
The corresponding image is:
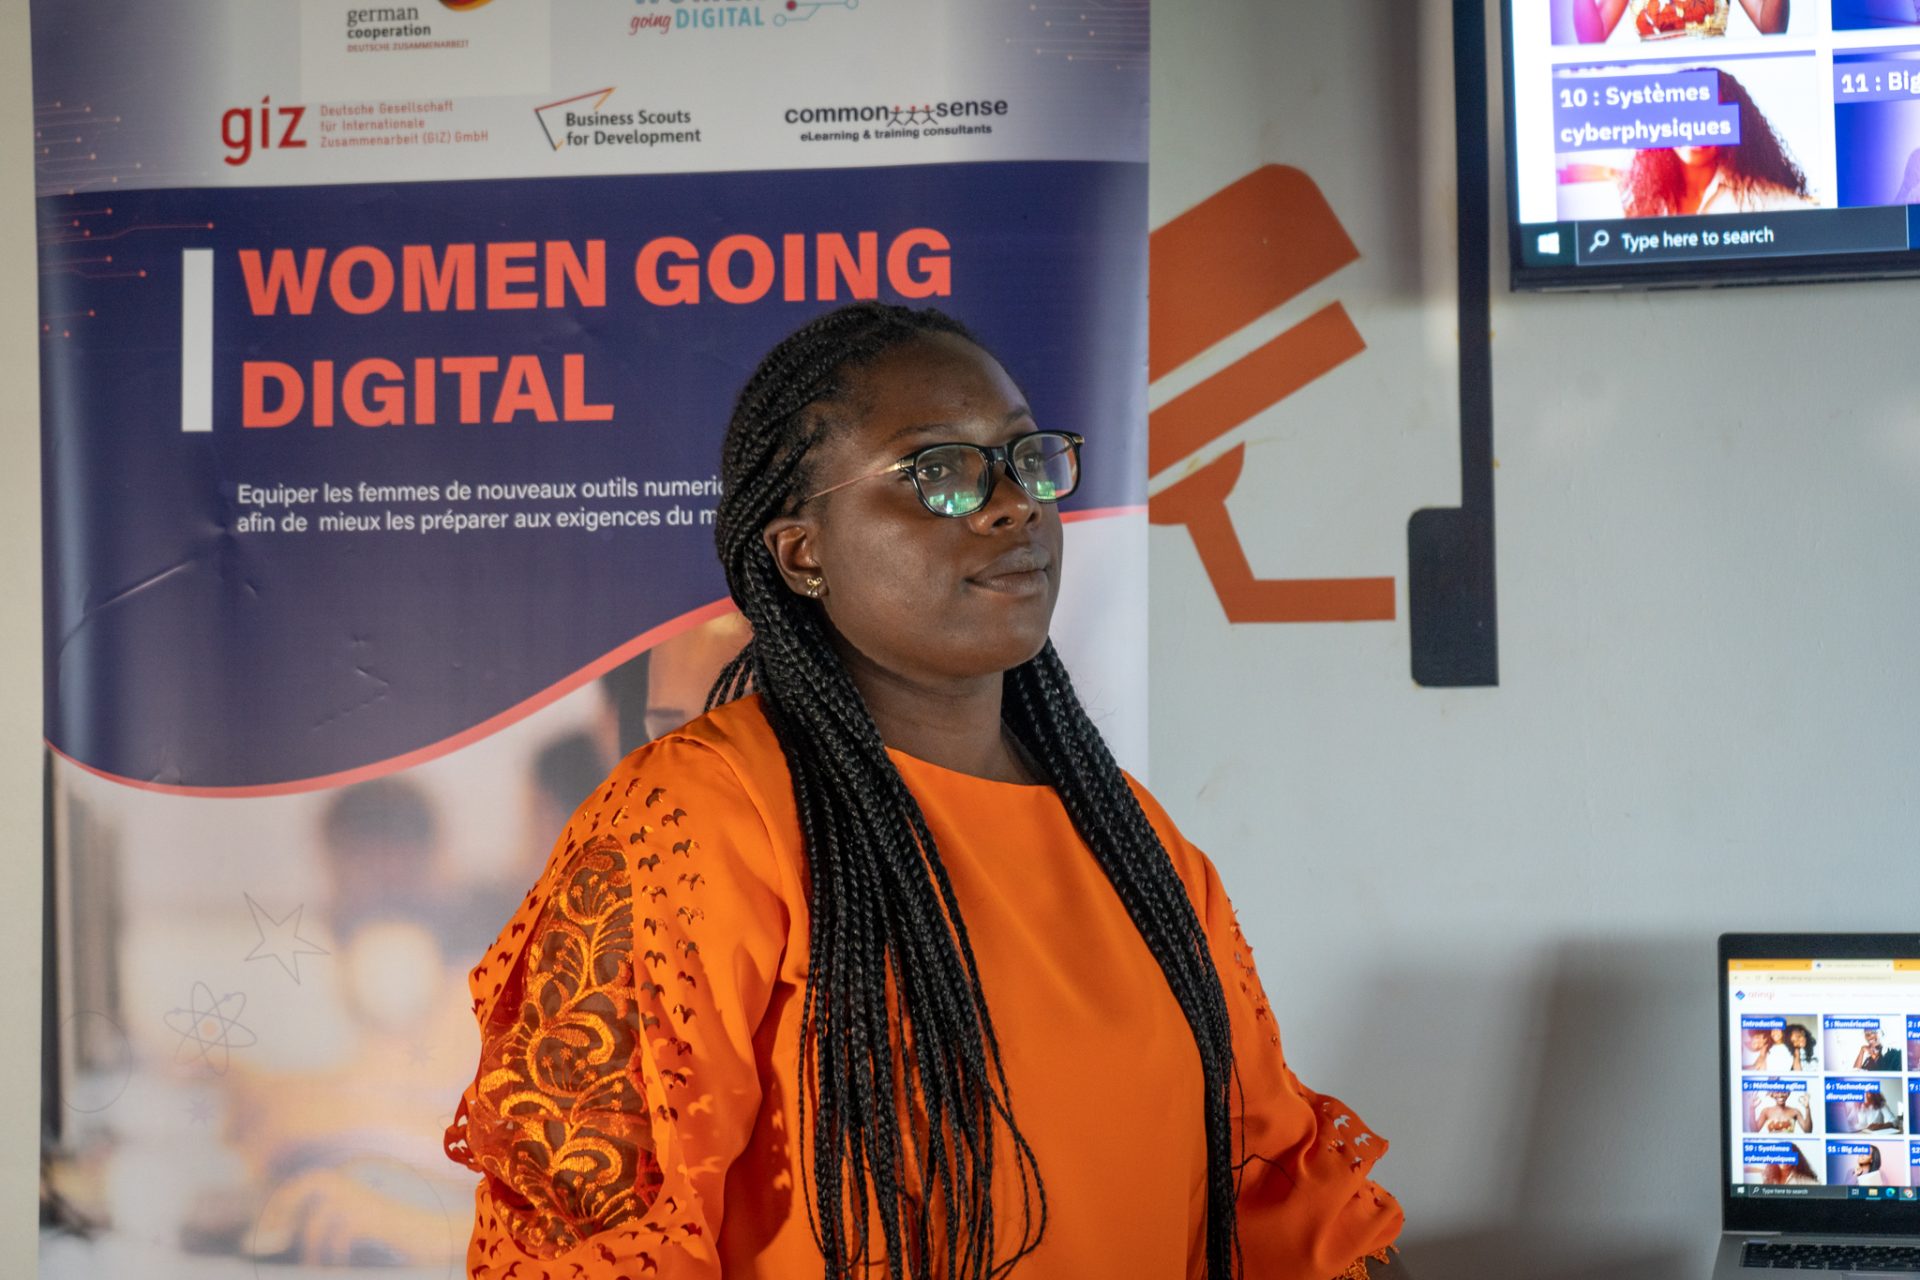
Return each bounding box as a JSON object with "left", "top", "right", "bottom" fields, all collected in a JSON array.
[{"left": 52, "top": 509, "right": 1143, "bottom": 798}]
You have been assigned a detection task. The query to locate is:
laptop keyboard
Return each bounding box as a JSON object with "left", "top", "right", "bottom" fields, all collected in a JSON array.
[{"left": 1743, "top": 1242, "right": 1920, "bottom": 1271}]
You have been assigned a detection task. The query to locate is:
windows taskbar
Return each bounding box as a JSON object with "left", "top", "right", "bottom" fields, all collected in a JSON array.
[
  {"left": 1519, "top": 205, "right": 1920, "bottom": 271},
  {"left": 1732, "top": 1184, "right": 1920, "bottom": 1202}
]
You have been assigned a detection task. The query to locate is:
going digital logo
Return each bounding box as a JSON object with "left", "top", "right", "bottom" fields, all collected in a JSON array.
[{"left": 630, "top": 0, "right": 860, "bottom": 35}]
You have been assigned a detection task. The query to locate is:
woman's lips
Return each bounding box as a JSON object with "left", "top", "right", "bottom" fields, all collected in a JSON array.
[
  {"left": 969, "top": 546, "right": 1052, "bottom": 595},
  {"left": 971, "top": 568, "right": 1048, "bottom": 596}
]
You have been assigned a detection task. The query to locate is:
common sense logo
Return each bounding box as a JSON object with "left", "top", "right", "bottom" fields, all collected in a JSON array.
[{"left": 783, "top": 99, "right": 1008, "bottom": 129}]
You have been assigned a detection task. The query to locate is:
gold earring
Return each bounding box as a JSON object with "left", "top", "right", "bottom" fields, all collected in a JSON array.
[{"left": 804, "top": 575, "right": 825, "bottom": 598}]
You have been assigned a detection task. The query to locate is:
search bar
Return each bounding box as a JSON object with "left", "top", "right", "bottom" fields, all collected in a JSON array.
[
  {"left": 1573, "top": 207, "right": 1909, "bottom": 267},
  {"left": 1748, "top": 972, "right": 1917, "bottom": 985}
]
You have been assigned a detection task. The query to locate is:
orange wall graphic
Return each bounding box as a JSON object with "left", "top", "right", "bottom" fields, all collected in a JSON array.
[{"left": 1147, "top": 165, "right": 1396, "bottom": 625}]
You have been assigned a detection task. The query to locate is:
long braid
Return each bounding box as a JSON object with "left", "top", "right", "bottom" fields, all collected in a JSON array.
[{"left": 709, "top": 301, "right": 1235, "bottom": 1278}]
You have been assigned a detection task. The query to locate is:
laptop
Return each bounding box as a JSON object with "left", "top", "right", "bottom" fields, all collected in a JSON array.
[{"left": 1715, "top": 934, "right": 1920, "bottom": 1277}]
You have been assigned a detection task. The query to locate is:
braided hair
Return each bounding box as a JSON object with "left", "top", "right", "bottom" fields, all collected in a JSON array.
[{"left": 707, "top": 301, "right": 1239, "bottom": 1278}]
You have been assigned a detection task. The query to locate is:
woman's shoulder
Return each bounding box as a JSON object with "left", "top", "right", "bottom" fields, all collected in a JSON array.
[
  {"left": 1117, "top": 769, "right": 1220, "bottom": 900},
  {"left": 631, "top": 694, "right": 798, "bottom": 831},
  {"left": 1721, "top": 180, "right": 1816, "bottom": 213},
  {"left": 661, "top": 692, "right": 782, "bottom": 769},
  {"left": 560, "top": 694, "right": 803, "bottom": 893},
  {"left": 603, "top": 694, "right": 781, "bottom": 797}
]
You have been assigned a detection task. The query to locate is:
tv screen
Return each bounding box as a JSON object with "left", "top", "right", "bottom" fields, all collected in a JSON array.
[{"left": 1503, "top": 0, "right": 1920, "bottom": 289}]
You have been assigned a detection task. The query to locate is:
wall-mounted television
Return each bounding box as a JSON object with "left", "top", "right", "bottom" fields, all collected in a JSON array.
[{"left": 1503, "top": 0, "right": 1920, "bottom": 290}]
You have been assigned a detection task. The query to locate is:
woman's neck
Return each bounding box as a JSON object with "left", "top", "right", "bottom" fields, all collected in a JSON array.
[
  {"left": 1680, "top": 160, "right": 1719, "bottom": 214},
  {"left": 836, "top": 647, "right": 1031, "bottom": 784}
]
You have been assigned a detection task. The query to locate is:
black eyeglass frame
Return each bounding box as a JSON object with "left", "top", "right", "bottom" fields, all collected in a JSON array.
[{"left": 801, "top": 429, "right": 1086, "bottom": 517}]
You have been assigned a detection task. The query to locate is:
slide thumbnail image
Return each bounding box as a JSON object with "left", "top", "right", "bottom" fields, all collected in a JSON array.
[
  {"left": 1828, "top": 1140, "right": 1913, "bottom": 1188},
  {"left": 1744, "top": 1138, "right": 1823, "bottom": 1185},
  {"left": 1824, "top": 1014, "right": 1906, "bottom": 1072},
  {"left": 1553, "top": 56, "right": 1825, "bottom": 220},
  {"left": 1835, "top": 0, "right": 1920, "bottom": 31},
  {"left": 1740, "top": 1013, "right": 1822, "bottom": 1071},
  {"left": 1834, "top": 50, "right": 1920, "bottom": 208},
  {"left": 1550, "top": 0, "right": 1803, "bottom": 44},
  {"left": 1744, "top": 1077, "right": 1815, "bottom": 1134},
  {"left": 1826, "top": 1077, "right": 1906, "bottom": 1135},
  {"left": 1910, "top": 1015, "right": 1920, "bottom": 1066}
]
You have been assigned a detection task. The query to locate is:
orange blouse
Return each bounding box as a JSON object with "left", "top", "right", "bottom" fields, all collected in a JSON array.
[{"left": 444, "top": 695, "right": 1401, "bottom": 1279}]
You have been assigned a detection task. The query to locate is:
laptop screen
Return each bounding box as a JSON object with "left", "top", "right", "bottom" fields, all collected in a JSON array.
[{"left": 1723, "top": 936, "right": 1920, "bottom": 1232}]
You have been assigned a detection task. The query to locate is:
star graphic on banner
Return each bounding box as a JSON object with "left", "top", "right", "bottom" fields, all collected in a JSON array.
[
  {"left": 164, "top": 982, "right": 257, "bottom": 1075},
  {"left": 243, "top": 893, "right": 330, "bottom": 984},
  {"left": 185, "top": 1094, "right": 216, "bottom": 1126}
]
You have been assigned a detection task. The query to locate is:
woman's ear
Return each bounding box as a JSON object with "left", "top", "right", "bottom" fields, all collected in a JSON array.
[{"left": 762, "top": 516, "right": 823, "bottom": 598}]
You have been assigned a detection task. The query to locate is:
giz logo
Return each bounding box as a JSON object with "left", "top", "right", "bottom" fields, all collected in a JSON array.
[{"left": 221, "top": 97, "right": 308, "bottom": 167}]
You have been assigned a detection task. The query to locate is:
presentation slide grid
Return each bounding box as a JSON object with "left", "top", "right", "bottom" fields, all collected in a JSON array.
[{"left": 1726, "top": 961, "right": 1920, "bottom": 1199}]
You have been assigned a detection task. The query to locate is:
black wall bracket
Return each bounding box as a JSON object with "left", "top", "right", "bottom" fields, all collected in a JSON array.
[{"left": 1408, "top": 0, "right": 1501, "bottom": 688}]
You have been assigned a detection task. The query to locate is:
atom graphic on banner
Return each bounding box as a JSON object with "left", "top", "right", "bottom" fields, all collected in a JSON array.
[{"left": 164, "top": 981, "right": 257, "bottom": 1075}]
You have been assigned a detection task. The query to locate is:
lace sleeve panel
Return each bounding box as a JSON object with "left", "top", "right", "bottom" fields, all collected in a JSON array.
[
  {"left": 447, "top": 735, "right": 788, "bottom": 1279},
  {"left": 1334, "top": 1246, "right": 1399, "bottom": 1280}
]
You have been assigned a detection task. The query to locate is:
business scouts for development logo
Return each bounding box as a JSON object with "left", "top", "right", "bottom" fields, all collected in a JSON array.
[{"left": 535, "top": 88, "right": 701, "bottom": 151}]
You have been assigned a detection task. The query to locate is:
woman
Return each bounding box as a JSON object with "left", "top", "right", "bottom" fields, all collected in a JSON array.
[
  {"left": 443, "top": 303, "right": 1404, "bottom": 1279},
  {"left": 1754, "top": 1091, "right": 1811, "bottom": 1134},
  {"left": 1554, "top": 0, "right": 1789, "bottom": 42},
  {"left": 1853, "top": 1090, "right": 1901, "bottom": 1134},
  {"left": 1620, "top": 69, "right": 1812, "bottom": 217},
  {"left": 1755, "top": 1146, "right": 1819, "bottom": 1186},
  {"left": 1853, "top": 1029, "right": 1899, "bottom": 1072},
  {"left": 1762, "top": 1027, "right": 1796, "bottom": 1073},
  {"left": 1784, "top": 1023, "right": 1818, "bottom": 1072}
]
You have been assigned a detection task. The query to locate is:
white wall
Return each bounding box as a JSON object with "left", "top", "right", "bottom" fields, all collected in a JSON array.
[
  {"left": 1149, "top": 3, "right": 1920, "bottom": 1278},
  {"left": 1, "top": 0, "right": 44, "bottom": 1269}
]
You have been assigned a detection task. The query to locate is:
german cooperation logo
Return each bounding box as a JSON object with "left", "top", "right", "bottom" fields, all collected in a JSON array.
[{"left": 784, "top": 97, "right": 1007, "bottom": 144}]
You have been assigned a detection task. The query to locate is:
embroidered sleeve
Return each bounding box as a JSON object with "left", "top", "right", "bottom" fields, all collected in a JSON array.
[
  {"left": 1122, "top": 777, "right": 1405, "bottom": 1280},
  {"left": 1333, "top": 1246, "right": 1398, "bottom": 1280},
  {"left": 1209, "top": 863, "right": 1404, "bottom": 1280},
  {"left": 444, "top": 736, "right": 787, "bottom": 1279}
]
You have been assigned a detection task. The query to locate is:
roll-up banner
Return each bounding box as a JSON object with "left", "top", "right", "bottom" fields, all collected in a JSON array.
[{"left": 32, "top": 4, "right": 1148, "bottom": 1274}]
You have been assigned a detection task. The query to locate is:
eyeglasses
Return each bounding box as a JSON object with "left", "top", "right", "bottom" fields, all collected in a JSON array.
[{"left": 802, "top": 430, "right": 1084, "bottom": 518}]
